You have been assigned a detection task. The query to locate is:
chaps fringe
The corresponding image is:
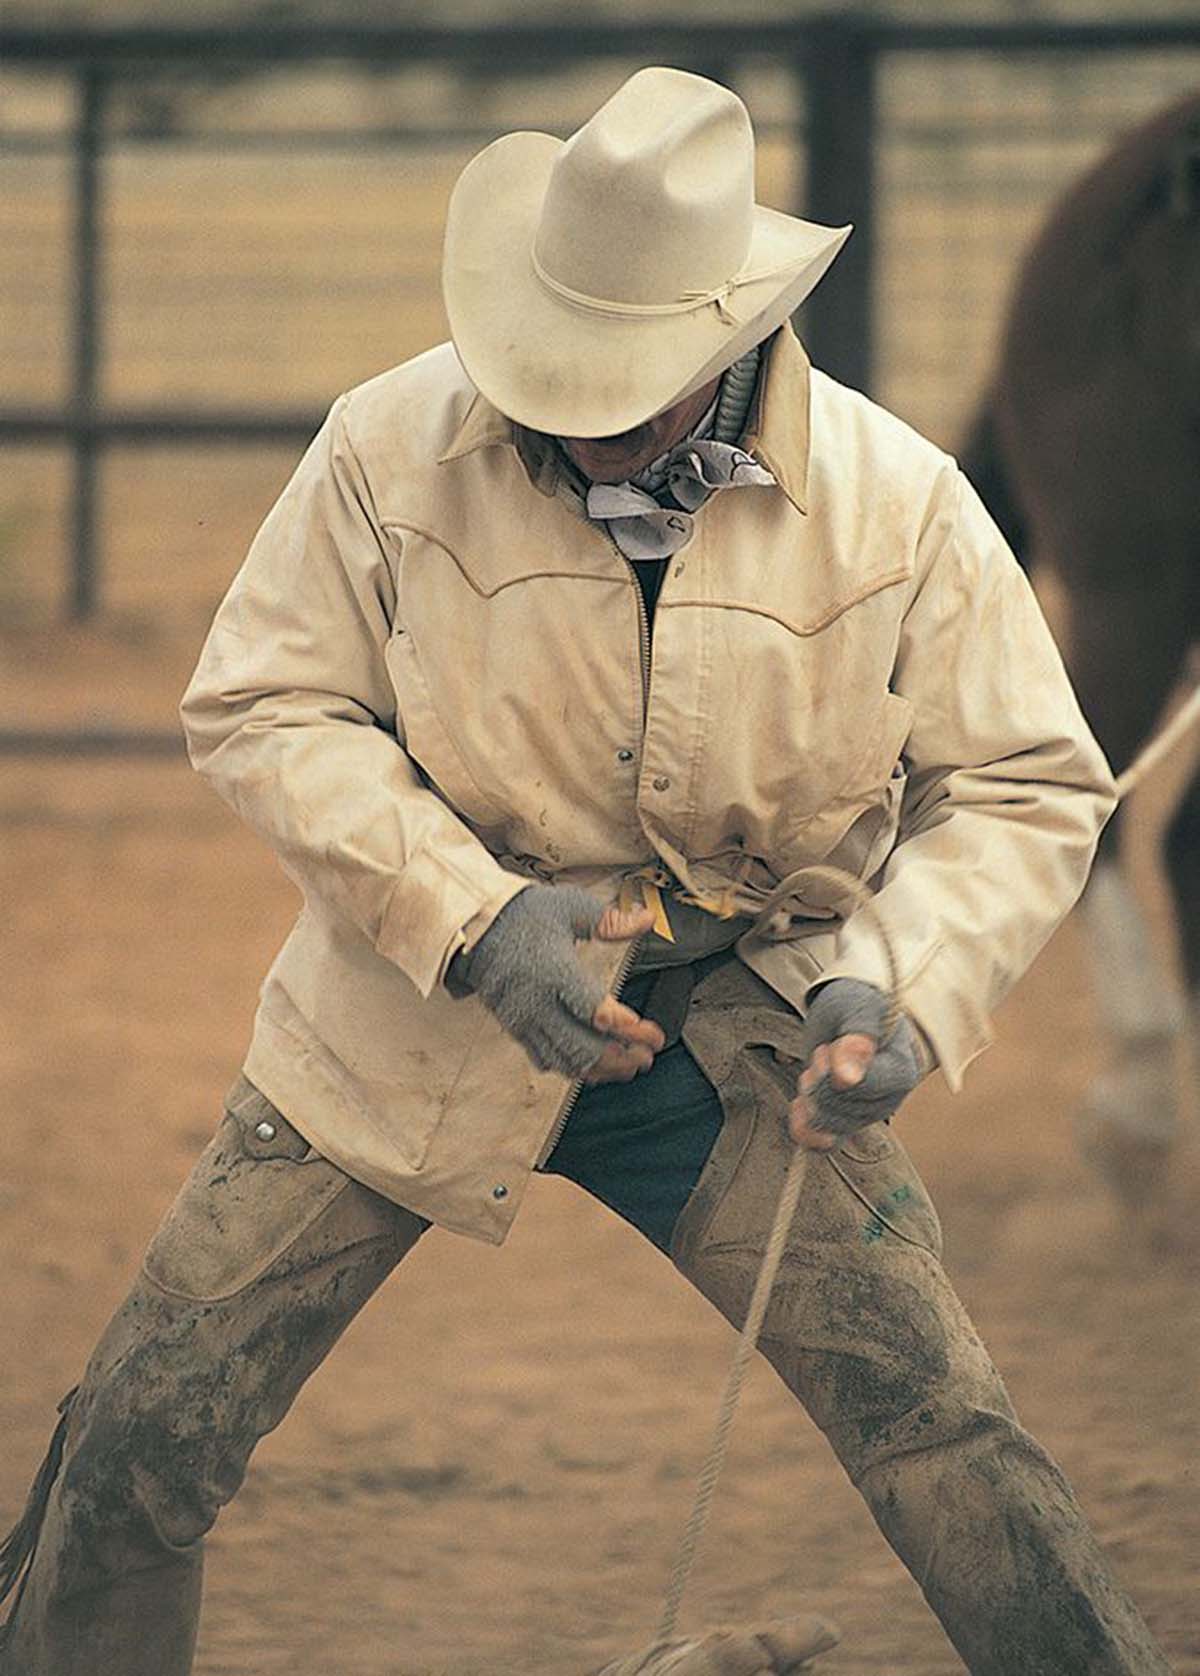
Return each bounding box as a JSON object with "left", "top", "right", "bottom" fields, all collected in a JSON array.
[{"left": 0, "top": 1386, "right": 79, "bottom": 1633}]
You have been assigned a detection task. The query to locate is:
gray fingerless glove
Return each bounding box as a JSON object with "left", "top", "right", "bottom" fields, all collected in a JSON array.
[
  {"left": 451, "top": 885, "right": 609, "bottom": 1078},
  {"left": 802, "top": 978, "right": 923, "bottom": 1137}
]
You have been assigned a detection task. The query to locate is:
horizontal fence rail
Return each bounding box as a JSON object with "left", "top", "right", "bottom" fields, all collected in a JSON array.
[
  {"left": 2, "top": 14, "right": 1200, "bottom": 646},
  {"left": 6, "top": 17, "right": 1200, "bottom": 59},
  {"left": 0, "top": 725, "right": 184, "bottom": 757}
]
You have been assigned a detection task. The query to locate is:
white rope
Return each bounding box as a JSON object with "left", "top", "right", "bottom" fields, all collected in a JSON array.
[
  {"left": 1114, "top": 682, "right": 1200, "bottom": 800},
  {"left": 655, "top": 871, "right": 894, "bottom": 1643},
  {"left": 655, "top": 1142, "right": 808, "bottom": 1644}
]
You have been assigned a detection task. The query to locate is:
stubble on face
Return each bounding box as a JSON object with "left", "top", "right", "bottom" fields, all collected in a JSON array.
[{"left": 560, "top": 377, "right": 721, "bottom": 484}]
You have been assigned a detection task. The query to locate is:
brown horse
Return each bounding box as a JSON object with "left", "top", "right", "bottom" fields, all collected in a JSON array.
[{"left": 962, "top": 92, "right": 1200, "bottom": 1202}]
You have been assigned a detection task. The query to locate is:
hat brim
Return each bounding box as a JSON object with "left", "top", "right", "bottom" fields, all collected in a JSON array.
[{"left": 443, "top": 131, "right": 851, "bottom": 438}]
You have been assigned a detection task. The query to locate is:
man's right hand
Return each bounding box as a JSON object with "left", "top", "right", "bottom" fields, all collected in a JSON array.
[{"left": 451, "top": 886, "right": 663, "bottom": 1083}]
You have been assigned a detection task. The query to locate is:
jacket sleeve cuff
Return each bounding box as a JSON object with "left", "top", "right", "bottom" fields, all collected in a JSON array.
[
  {"left": 375, "top": 847, "right": 530, "bottom": 1000},
  {"left": 808, "top": 941, "right": 993, "bottom": 1093}
]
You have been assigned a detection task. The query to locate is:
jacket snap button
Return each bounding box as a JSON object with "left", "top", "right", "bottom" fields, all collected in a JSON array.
[
  {"left": 652, "top": 775, "right": 671, "bottom": 792},
  {"left": 616, "top": 748, "right": 634, "bottom": 764},
  {"left": 254, "top": 1120, "right": 277, "bottom": 1142},
  {"left": 492, "top": 1184, "right": 509, "bottom": 1200}
]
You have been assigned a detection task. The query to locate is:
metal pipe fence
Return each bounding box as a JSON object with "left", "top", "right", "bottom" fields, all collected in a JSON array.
[{"left": 2, "top": 15, "right": 1199, "bottom": 625}]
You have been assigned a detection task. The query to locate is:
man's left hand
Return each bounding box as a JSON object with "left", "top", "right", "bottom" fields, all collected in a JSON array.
[{"left": 788, "top": 978, "right": 924, "bottom": 1151}]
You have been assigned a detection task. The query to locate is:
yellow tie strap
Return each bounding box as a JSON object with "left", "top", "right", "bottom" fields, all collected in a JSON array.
[{"left": 617, "top": 869, "right": 676, "bottom": 943}]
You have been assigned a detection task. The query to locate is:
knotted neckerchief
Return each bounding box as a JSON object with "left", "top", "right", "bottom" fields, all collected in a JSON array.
[{"left": 567, "top": 346, "right": 776, "bottom": 562}]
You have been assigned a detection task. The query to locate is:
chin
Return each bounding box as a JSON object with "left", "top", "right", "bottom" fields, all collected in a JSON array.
[{"left": 570, "top": 444, "right": 658, "bottom": 482}]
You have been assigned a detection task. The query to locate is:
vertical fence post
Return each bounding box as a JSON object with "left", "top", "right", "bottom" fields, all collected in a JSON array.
[
  {"left": 70, "top": 62, "right": 105, "bottom": 619},
  {"left": 796, "top": 18, "right": 878, "bottom": 394}
]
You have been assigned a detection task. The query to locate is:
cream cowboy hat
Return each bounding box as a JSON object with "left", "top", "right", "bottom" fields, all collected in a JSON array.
[{"left": 442, "top": 66, "right": 851, "bottom": 439}]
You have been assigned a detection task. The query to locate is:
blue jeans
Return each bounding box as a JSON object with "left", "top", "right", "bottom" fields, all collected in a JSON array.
[{"left": 541, "top": 968, "right": 726, "bottom": 1252}]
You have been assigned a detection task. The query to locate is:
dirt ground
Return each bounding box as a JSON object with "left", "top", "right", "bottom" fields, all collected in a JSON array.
[{"left": 1, "top": 690, "right": 1198, "bottom": 1675}]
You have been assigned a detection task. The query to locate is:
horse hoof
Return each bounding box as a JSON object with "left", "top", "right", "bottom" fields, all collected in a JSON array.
[{"left": 592, "top": 1613, "right": 841, "bottom": 1675}]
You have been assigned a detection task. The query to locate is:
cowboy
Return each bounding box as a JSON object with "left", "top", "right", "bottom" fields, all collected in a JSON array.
[{"left": 0, "top": 67, "right": 1172, "bottom": 1676}]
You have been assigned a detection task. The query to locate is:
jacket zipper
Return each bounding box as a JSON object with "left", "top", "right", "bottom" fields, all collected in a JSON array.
[
  {"left": 624, "top": 541, "right": 653, "bottom": 716},
  {"left": 598, "top": 518, "right": 653, "bottom": 712},
  {"left": 536, "top": 930, "right": 647, "bottom": 1167},
  {"left": 537, "top": 523, "right": 654, "bottom": 1168}
]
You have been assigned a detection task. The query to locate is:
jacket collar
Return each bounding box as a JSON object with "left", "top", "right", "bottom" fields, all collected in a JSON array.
[
  {"left": 438, "top": 323, "right": 811, "bottom": 514},
  {"left": 437, "top": 393, "right": 562, "bottom": 495},
  {"left": 740, "top": 323, "right": 810, "bottom": 514}
]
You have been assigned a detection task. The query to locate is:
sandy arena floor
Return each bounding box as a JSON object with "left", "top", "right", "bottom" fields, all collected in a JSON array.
[{"left": 1, "top": 732, "right": 1197, "bottom": 1676}]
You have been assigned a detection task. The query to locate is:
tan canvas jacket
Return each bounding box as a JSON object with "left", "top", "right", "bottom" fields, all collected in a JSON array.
[{"left": 180, "top": 326, "right": 1115, "bottom": 1244}]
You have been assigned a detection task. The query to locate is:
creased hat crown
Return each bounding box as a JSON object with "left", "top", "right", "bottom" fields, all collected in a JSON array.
[{"left": 533, "top": 68, "right": 755, "bottom": 308}]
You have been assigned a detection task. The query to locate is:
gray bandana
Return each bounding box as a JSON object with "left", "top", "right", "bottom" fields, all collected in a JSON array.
[
  {"left": 585, "top": 441, "right": 775, "bottom": 560},
  {"left": 565, "top": 345, "right": 777, "bottom": 562}
]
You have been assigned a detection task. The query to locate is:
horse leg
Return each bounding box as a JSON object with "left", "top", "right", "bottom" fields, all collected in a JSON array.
[
  {"left": 1061, "top": 582, "right": 1195, "bottom": 1211},
  {"left": 1075, "top": 857, "right": 1183, "bottom": 1212}
]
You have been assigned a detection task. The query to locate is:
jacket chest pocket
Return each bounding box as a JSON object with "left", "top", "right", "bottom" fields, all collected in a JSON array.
[
  {"left": 692, "top": 566, "right": 913, "bottom": 839},
  {"left": 384, "top": 629, "right": 510, "bottom": 831},
  {"left": 773, "top": 690, "right": 914, "bottom": 872},
  {"left": 808, "top": 689, "right": 912, "bottom": 816}
]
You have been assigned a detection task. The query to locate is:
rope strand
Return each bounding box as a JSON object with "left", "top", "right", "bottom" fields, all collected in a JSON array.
[
  {"left": 655, "top": 870, "right": 896, "bottom": 1643},
  {"left": 1114, "top": 681, "right": 1200, "bottom": 799},
  {"left": 655, "top": 1143, "right": 808, "bottom": 1643}
]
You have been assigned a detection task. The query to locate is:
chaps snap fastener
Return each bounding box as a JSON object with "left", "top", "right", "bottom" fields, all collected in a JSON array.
[
  {"left": 492, "top": 1184, "right": 509, "bottom": 1200},
  {"left": 254, "top": 1120, "right": 277, "bottom": 1142}
]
